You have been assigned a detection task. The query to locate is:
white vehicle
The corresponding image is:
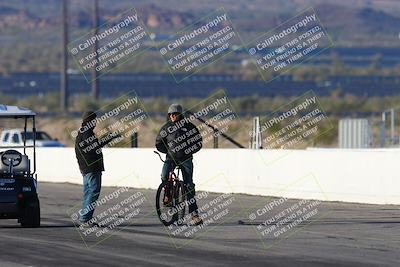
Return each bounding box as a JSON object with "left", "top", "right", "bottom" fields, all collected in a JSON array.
[{"left": 0, "top": 129, "right": 65, "bottom": 148}]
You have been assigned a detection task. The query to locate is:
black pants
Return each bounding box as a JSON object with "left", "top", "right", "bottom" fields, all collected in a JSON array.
[{"left": 161, "top": 158, "right": 198, "bottom": 214}]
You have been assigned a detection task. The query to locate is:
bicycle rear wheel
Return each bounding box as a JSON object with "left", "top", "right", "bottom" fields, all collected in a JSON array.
[
  {"left": 174, "top": 181, "right": 187, "bottom": 225},
  {"left": 156, "top": 181, "right": 178, "bottom": 226}
]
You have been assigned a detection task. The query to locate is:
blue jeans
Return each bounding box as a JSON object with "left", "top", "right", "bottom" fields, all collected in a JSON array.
[
  {"left": 79, "top": 172, "right": 102, "bottom": 222},
  {"left": 161, "top": 158, "right": 198, "bottom": 214}
]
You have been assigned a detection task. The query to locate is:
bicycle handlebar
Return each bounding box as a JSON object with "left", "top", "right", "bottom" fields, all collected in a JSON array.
[{"left": 154, "top": 151, "right": 165, "bottom": 162}]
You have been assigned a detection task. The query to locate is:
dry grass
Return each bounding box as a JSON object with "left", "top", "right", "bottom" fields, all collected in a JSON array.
[{"left": 36, "top": 116, "right": 254, "bottom": 148}]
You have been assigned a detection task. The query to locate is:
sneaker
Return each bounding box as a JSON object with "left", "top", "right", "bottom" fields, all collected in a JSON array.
[{"left": 191, "top": 215, "right": 203, "bottom": 226}]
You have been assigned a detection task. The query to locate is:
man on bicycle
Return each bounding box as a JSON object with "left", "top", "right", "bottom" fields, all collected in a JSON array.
[{"left": 155, "top": 104, "right": 203, "bottom": 226}]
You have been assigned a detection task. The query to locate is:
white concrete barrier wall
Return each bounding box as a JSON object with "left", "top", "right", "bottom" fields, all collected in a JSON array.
[{"left": 36, "top": 148, "right": 400, "bottom": 205}]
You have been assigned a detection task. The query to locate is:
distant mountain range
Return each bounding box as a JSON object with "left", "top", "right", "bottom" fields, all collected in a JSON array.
[
  {"left": 0, "top": 2, "right": 195, "bottom": 30},
  {"left": 0, "top": 0, "right": 399, "bottom": 46}
]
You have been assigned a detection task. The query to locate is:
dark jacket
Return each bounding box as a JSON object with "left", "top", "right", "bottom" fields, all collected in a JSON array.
[
  {"left": 75, "top": 125, "right": 113, "bottom": 174},
  {"left": 156, "top": 117, "right": 202, "bottom": 162}
]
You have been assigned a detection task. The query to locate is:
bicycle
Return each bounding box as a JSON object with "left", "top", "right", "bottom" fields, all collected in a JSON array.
[{"left": 154, "top": 151, "right": 188, "bottom": 226}]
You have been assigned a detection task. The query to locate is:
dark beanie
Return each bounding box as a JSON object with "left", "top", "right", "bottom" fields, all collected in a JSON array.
[{"left": 82, "top": 111, "right": 97, "bottom": 124}]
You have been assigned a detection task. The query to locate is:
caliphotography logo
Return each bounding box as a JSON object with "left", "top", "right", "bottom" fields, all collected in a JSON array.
[
  {"left": 159, "top": 89, "right": 245, "bottom": 166},
  {"left": 246, "top": 7, "right": 334, "bottom": 83},
  {"left": 68, "top": 7, "right": 152, "bottom": 83},
  {"left": 156, "top": 173, "right": 239, "bottom": 249},
  {"left": 67, "top": 173, "right": 152, "bottom": 249},
  {"left": 67, "top": 90, "right": 150, "bottom": 167},
  {"left": 158, "top": 7, "right": 244, "bottom": 83},
  {"left": 250, "top": 90, "right": 334, "bottom": 166},
  {"left": 242, "top": 173, "right": 332, "bottom": 250}
]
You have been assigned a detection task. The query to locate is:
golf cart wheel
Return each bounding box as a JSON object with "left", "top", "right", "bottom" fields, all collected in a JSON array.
[{"left": 20, "top": 199, "right": 40, "bottom": 228}]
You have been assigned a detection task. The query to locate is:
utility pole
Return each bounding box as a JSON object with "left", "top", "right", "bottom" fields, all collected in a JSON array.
[
  {"left": 91, "top": 0, "right": 99, "bottom": 99},
  {"left": 60, "top": 0, "right": 69, "bottom": 112}
]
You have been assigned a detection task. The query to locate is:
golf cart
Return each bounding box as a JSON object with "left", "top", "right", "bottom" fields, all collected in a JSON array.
[{"left": 0, "top": 105, "right": 40, "bottom": 227}]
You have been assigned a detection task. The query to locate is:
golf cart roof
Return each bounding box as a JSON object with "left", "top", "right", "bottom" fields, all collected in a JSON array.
[{"left": 0, "top": 105, "right": 36, "bottom": 118}]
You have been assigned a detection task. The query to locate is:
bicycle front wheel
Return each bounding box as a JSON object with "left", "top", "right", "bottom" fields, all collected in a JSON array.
[{"left": 156, "top": 181, "right": 178, "bottom": 226}]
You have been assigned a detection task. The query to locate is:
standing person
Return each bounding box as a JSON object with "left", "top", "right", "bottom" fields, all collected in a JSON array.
[
  {"left": 155, "top": 104, "right": 203, "bottom": 226},
  {"left": 75, "top": 111, "right": 118, "bottom": 226}
]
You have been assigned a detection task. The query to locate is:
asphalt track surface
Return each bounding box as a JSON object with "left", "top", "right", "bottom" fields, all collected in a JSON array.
[{"left": 0, "top": 182, "right": 399, "bottom": 267}]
